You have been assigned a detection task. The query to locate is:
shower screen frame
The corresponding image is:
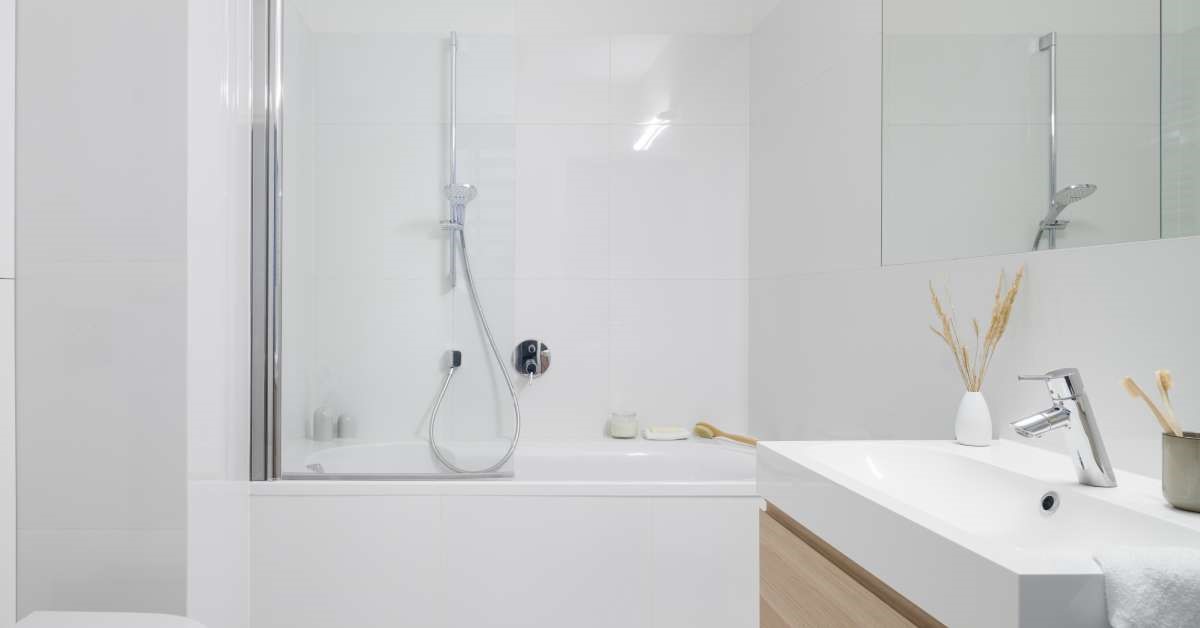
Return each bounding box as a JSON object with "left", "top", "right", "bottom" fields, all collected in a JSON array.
[{"left": 251, "top": 0, "right": 282, "bottom": 482}]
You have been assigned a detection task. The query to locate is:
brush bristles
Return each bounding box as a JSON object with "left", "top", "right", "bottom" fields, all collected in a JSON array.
[
  {"left": 1155, "top": 370, "right": 1181, "bottom": 427},
  {"left": 929, "top": 266, "right": 1025, "bottom": 392},
  {"left": 1157, "top": 370, "right": 1174, "bottom": 392},
  {"left": 1126, "top": 375, "right": 1181, "bottom": 436}
]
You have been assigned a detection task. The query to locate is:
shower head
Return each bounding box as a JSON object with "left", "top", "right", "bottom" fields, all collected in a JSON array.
[
  {"left": 1044, "top": 183, "right": 1097, "bottom": 223},
  {"left": 444, "top": 182, "right": 478, "bottom": 207},
  {"left": 1054, "top": 184, "right": 1096, "bottom": 209},
  {"left": 1034, "top": 183, "right": 1097, "bottom": 250},
  {"left": 1052, "top": 184, "right": 1096, "bottom": 212}
]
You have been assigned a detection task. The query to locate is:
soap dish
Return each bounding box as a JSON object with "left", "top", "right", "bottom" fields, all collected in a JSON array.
[{"left": 643, "top": 426, "right": 689, "bottom": 441}]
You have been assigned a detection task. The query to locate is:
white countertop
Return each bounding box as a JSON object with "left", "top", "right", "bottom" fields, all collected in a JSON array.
[{"left": 758, "top": 439, "right": 1200, "bottom": 628}]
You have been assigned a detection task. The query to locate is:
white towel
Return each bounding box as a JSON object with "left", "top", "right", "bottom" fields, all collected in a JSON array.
[{"left": 1094, "top": 546, "right": 1200, "bottom": 628}]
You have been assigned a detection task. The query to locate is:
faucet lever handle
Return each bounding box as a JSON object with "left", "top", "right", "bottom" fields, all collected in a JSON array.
[{"left": 1018, "top": 372, "right": 1079, "bottom": 402}]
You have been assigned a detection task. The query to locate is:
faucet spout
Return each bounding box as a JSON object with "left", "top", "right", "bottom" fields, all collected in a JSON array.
[
  {"left": 1011, "top": 406, "right": 1071, "bottom": 438},
  {"left": 1011, "top": 368, "right": 1118, "bottom": 487}
]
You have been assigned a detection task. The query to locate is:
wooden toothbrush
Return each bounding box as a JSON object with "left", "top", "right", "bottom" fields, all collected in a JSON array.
[
  {"left": 1123, "top": 376, "right": 1183, "bottom": 437},
  {"left": 1156, "top": 370, "right": 1185, "bottom": 435}
]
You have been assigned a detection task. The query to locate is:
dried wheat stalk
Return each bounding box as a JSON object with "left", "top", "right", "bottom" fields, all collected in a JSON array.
[{"left": 929, "top": 266, "right": 1025, "bottom": 392}]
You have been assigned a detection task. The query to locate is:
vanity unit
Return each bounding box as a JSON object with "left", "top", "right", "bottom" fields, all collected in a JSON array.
[{"left": 758, "top": 441, "right": 1200, "bottom": 627}]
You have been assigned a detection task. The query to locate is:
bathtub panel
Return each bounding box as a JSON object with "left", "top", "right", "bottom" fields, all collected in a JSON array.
[
  {"left": 442, "top": 496, "right": 654, "bottom": 628},
  {"left": 249, "top": 466, "right": 759, "bottom": 626},
  {"left": 651, "top": 498, "right": 760, "bottom": 628},
  {"left": 250, "top": 496, "right": 445, "bottom": 628}
]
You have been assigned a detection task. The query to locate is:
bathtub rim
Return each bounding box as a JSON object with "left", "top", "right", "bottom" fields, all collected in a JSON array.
[
  {"left": 279, "top": 438, "right": 757, "bottom": 492},
  {"left": 251, "top": 479, "right": 757, "bottom": 498}
]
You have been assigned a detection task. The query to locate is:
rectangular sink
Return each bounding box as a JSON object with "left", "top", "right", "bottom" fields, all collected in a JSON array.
[{"left": 758, "top": 440, "right": 1200, "bottom": 628}]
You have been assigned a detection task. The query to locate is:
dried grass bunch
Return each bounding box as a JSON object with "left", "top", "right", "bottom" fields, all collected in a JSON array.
[{"left": 929, "top": 266, "right": 1025, "bottom": 392}]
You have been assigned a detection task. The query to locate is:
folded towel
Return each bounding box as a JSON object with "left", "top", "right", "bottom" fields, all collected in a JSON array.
[{"left": 1094, "top": 546, "right": 1200, "bottom": 628}]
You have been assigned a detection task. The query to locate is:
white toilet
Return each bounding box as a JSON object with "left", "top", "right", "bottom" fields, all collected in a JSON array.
[{"left": 17, "top": 612, "right": 206, "bottom": 628}]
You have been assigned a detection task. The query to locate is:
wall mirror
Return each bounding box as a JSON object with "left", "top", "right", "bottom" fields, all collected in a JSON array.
[{"left": 883, "top": 0, "right": 1198, "bottom": 264}]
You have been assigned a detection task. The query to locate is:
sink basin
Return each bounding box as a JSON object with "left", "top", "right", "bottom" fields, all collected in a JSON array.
[{"left": 758, "top": 440, "right": 1200, "bottom": 628}]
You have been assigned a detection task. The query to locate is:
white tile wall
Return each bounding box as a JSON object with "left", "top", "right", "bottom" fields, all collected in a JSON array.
[
  {"left": 0, "top": 0, "right": 10, "bottom": 281},
  {"left": 512, "top": 279, "right": 609, "bottom": 440},
  {"left": 609, "top": 125, "right": 748, "bottom": 279},
  {"left": 750, "top": 0, "right": 1199, "bottom": 481},
  {"left": 750, "top": 0, "right": 880, "bottom": 278},
  {"left": 17, "top": 0, "right": 188, "bottom": 618},
  {"left": 610, "top": 280, "right": 748, "bottom": 431},
  {"left": 610, "top": 34, "right": 749, "bottom": 125},
  {"left": 18, "top": 529, "right": 185, "bottom": 616},
  {"left": 294, "top": 0, "right": 517, "bottom": 35},
  {"left": 312, "top": 124, "right": 445, "bottom": 280},
  {"left": 457, "top": 35, "right": 517, "bottom": 124},
  {"left": 186, "top": 2, "right": 253, "bottom": 625},
  {"left": 514, "top": 125, "right": 610, "bottom": 279},
  {"left": 515, "top": 35, "right": 609, "bottom": 124},
  {"left": 0, "top": 2, "right": 13, "bottom": 625},
  {"left": 510, "top": 0, "right": 761, "bottom": 36},
  {"left": 0, "top": 280, "right": 12, "bottom": 628},
  {"left": 316, "top": 33, "right": 444, "bottom": 125}
]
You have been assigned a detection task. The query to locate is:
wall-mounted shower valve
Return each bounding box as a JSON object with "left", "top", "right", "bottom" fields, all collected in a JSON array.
[{"left": 513, "top": 340, "right": 550, "bottom": 380}]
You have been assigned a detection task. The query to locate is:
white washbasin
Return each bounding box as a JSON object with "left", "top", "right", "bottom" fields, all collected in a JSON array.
[{"left": 758, "top": 440, "right": 1200, "bottom": 628}]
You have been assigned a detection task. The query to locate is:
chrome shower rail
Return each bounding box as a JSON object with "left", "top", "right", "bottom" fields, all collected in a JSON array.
[{"left": 1032, "top": 32, "right": 1097, "bottom": 251}]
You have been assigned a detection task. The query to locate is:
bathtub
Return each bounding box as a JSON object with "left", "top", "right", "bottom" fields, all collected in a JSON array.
[
  {"left": 285, "top": 438, "right": 755, "bottom": 488},
  {"left": 252, "top": 440, "right": 761, "bottom": 628}
]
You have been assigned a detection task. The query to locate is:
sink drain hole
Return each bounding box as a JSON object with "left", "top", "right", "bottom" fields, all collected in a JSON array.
[{"left": 1040, "top": 491, "right": 1059, "bottom": 514}]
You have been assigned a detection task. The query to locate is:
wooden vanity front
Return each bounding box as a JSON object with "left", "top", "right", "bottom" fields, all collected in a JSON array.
[{"left": 760, "top": 503, "right": 945, "bottom": 628}]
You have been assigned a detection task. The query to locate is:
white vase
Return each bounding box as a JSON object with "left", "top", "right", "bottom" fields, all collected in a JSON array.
[{"left": 955, "top": 391, "right": 992, "bottom": 447}]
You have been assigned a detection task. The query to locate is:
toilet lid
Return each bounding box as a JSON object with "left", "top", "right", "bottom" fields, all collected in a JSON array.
[{"left": 18, "top": 611, "right": 207, "bottom": 628}]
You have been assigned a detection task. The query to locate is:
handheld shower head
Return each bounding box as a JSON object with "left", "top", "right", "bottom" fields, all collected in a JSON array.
[
  {"left": 1034, "top": 183, "right": 1097, "bottom": 250},
  {"left": 444, "top": 182, "right": 478, "bottom": 207},
  {"left": 1043, "top": 183, "right": 1097, "bottom": 223},
  {"left": 1053, "top": 184, "right": 1096, "bottom": 211}
]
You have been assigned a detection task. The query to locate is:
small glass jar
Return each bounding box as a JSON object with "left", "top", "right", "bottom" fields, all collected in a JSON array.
[{"left": 608, "top": 411, "right": 639, "bottom": 439}]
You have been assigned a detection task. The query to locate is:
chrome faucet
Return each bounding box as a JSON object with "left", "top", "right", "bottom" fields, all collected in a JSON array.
[{"left": 1011, "top": 368, "right": 1118, "bottom": 487}]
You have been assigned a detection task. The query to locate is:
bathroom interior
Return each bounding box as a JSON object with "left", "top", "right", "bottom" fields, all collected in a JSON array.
[{"left": 2, "top": 0, "right": 1199, "bottom": 626}]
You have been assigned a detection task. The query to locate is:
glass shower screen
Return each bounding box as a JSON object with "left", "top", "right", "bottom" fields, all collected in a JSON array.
[{"left": 264, "top": 0, "right": 518, "bottom": 479}]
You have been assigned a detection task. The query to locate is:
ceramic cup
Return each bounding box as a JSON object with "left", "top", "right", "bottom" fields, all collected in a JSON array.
[{"left": 1163, "top": 432, "right": 1200, "bottom": 513}]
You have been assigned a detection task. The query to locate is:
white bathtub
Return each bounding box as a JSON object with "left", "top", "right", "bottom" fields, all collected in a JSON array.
[
  {"left": 253, "top": 440, "right": 761, "bottom": 628},
  {"left": 285, "top": 439, "right": 755, "bottom": 490}
]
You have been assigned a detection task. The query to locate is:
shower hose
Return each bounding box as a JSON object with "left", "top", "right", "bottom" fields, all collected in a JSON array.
[{"left": 428, "top": 227, "right": 521, "bottom": 474}]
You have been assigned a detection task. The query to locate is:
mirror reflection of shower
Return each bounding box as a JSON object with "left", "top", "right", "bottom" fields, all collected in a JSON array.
[{"left": 1033, "top": 31, "right": 1097, "bottom": 251}]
